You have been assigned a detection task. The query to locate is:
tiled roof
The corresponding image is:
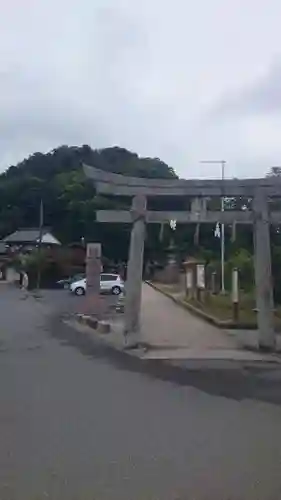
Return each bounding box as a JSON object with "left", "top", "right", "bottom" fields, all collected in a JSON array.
[{"left": 3, "top": 228, "right": 61, "bottom": 245}]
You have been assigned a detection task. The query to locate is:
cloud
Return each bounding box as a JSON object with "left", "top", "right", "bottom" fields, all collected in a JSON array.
[
  {"left": 1, "top": 0, "right": 281, "bottom": 179},
  {"left": 214, "top": 61, "right": 281, "bottom": 117}
]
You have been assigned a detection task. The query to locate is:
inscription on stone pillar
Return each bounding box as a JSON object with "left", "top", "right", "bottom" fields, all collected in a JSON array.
[
  {"left": 85, "top": 243, "right": 102, "bottom": 317},
  {"left": 86, "top": 243, "right": 101, "bottom": 289}
]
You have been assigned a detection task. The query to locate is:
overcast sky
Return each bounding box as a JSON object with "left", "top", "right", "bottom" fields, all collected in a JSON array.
[{"left": 1, "top": 0, "right": 281, "bottom": 178}]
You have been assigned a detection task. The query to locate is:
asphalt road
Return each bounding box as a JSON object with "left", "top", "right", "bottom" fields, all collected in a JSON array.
[{"left": 1, "top": 285, "right": 281, "bottom": 500}]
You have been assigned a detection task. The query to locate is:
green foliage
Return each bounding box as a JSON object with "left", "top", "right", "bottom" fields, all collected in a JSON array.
[
  {"left": 2, "top": 149, "right": 281, "bottom": 301},
  {"left": 0, "top": 145, "right": 177, "bottom": 249},
  {"left": 10, "top": 254, "right": 24, "bottom": 273},
  {"left": 18, "top": 249, "right": 66, "bottom": 289},
  {"left": 205, "top": 248, "right": 254, "bottom": 292},
  {"left": 267, "top": 166, "right": 281, "bottom": 177},
  {"left": 227, "top": 249, "right": 254, "bottom": 291}
]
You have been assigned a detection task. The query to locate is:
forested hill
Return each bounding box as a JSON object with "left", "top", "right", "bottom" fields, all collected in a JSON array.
[{"left": 0, "top": 145, "right": 177, "bottom": 244}]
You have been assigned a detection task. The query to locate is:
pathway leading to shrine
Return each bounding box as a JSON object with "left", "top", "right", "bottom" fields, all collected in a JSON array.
[{"left": 140, "top": 283, "right": 281, "bottom": 362}]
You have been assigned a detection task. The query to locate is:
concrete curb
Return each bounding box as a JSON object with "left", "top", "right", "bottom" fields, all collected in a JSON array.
[
  {"left": 65, "top": 317, "right": 148, "bottom": 358},
  {"left": 145, "top": 281, "right": 257, "bottom": 330},
  {"left": 75, "top": 314, "right": 147, "bottom": 350},
  {"left": 64, "top": 317, "right": 281, "bottom": 370},
  {"left": 77, "top": 314, "right": 111, "bottom": 333}
]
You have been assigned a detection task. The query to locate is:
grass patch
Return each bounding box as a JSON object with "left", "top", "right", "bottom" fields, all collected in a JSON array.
[
  {"left": 186, "top": 293, "right": 281, "bottom": 328},
  {"left": 150, "top": 281, "right": 281, "bottom": 330},
  {"left": 186, "top": 293, "right": 256, "bottom": 324}
]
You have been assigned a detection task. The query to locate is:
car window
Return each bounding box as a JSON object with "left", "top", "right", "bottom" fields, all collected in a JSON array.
[
  {"left": 73, "top": 274, "right": 83, "bottom": 281},
  {"left": 100, "top": 274, "right": 118, "bottom": 281}
]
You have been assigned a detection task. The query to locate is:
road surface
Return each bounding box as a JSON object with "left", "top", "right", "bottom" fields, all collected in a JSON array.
[{"left": 1, "top": 284, "right": 281, "bottom": 500}]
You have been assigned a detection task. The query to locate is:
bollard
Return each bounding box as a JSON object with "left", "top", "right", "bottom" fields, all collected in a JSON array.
[{"left": 211, "top": 271, "right": 217, "bottom": 295}]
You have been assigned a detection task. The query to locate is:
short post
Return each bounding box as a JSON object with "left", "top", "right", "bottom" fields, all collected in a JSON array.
[
  {"left": 196, "top": 263, "right": 205, "bottom": 302},
  {"left": 232, "top": 267, "right": 239, "bottom": 322},
  {"left": 211, "top": 271, "right": 217, "bottom": 295}
]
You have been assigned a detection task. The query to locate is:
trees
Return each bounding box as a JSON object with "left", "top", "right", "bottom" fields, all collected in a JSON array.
[
  {"left": 0, "top": 145, "right": 177, "bottom": 256},
  {"left": 2, "top": 148, "right": 280, "bottom": 297}
]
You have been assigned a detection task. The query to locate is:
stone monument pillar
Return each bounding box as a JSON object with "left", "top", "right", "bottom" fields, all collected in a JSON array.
[{"left": 84, "top": 243, "right": 102, "bottom": 317}]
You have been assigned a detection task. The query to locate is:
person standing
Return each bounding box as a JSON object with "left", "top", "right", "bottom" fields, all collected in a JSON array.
[
  {"left": 22, "top": 271, "right": 29, "bottom": 290},
  {"left": 20, "top": 271, "right": 29, "bottom": 300}
]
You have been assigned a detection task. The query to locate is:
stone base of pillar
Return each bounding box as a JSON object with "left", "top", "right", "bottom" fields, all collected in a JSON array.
[
  {"left": 123, "top": 329, "right": 141, "bottom": 349},
  {"left": 258, "top": 343, "right": 276, "bottom": 353}
]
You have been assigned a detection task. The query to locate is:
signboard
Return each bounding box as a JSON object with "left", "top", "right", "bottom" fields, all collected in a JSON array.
[
  {"left": 186, "top": 269, "right": 193, "bottom": 290},
  {"left": 196, "top": 264, "right": 205, "bottom": 289}
]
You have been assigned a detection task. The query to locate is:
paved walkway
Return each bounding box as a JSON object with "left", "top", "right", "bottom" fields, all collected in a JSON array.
[{"left": 140, "top": 284, "right": 281, "bottom": 362}]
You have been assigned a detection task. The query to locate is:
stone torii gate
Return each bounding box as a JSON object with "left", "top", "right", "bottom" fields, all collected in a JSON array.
[{"left": 84, "top": 164, "right": 281, "bottom": 351}]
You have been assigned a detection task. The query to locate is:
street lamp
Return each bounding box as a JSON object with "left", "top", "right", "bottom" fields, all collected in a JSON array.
[
  {"left": 36, "top": 198, "right": 44, "bottom": 291},
  {"left": 200, "top": 160, "right": 226, "bottom": 294}
]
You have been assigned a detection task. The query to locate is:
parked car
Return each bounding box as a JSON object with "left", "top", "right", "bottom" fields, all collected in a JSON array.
[
  {"left": 57, "top": 273, "right": 85, "bottom": 289},
  {"left": 70, "top": 273, "right": 124, "bottom": 296}
]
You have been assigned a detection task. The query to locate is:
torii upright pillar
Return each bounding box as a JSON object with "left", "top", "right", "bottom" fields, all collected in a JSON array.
[
  {"left": 253, "top": 190, "right": 275, "bottom": 351},
  {"left": 124, "top": 194, "right": 147, "bottom": 346}
]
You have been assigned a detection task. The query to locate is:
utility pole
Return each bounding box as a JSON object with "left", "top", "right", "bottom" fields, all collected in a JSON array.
[
  {"left": 36, "top": 199, "right": 44, "bottom": 290},
  {"left": 200, "top": 160, "right": 226, "bottom": 294}
]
